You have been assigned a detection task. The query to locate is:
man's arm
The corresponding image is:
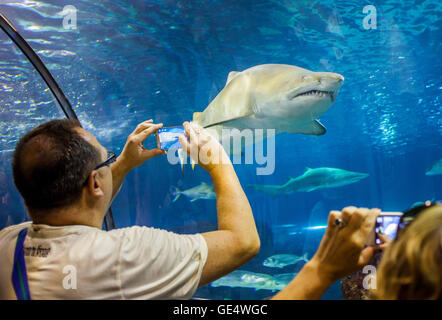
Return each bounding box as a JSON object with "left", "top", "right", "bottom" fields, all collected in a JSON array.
[
  {"left": 199, "top": 164, "right": 260, "bottom": 286},
  {"left": 179, "top": 122, "right": 260, "bottom": 287},
  {"left": 110, "top": 158, "right": 130, "bottom": 201}
]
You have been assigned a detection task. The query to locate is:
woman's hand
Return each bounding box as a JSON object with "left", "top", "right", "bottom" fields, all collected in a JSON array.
[{"left": 309, "top": 207, "right": 380, "bottom": 284}]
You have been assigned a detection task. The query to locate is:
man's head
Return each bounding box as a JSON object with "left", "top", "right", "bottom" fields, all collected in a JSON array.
[{"left": 12, "top": 119, "right": 113, "bottom": 224}]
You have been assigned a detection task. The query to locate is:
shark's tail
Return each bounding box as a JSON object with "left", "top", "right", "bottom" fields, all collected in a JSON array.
[{"left": 171, "top": 186, "right": 181, "bottom": 203}]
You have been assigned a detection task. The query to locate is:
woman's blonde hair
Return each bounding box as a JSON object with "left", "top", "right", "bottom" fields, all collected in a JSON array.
[{"left": 372, "top": 204, "right": 442, "bottom": 300}]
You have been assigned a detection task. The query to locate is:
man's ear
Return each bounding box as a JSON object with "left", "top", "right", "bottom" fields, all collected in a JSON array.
[{"left": 86, "top": 170, "right": 104, "bottom": 198}]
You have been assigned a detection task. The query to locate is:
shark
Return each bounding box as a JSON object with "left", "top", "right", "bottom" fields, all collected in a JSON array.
[
  {"left": 247, "top": 167, "right": 369, "bottom": 197},
  {"left": 192, "top": 64, "right": 344, "bottom": 154},
  {"left": 425, "top": 159, "right": 442, "bottom": 176},
  {"left": 171, "top": 182, "right": 215, "bottom": 203}
]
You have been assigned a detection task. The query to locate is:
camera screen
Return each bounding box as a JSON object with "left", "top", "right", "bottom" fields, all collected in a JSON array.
[
  {"left": 375, "top": 216, "right": 401, "bottom": 244},
  {"left": 157, "top": 127, "right": 185, "bottom": 150}
]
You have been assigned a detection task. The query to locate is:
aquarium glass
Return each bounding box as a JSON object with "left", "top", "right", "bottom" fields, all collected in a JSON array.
[{"left": 0, "top": 0, "right": 440, "bottom": 300}]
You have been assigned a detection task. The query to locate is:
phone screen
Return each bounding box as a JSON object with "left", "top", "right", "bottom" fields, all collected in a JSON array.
[
  {"left": 375, "top": 215, "right": 401, "bottom": 244},
  {"left": 156, "top": 126, "right": 185, "bottom": 150}
]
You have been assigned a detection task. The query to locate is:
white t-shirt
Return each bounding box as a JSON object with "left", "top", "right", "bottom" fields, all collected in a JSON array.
[{"left": 0, "top": 221, "right": 208, "bottom": 300}]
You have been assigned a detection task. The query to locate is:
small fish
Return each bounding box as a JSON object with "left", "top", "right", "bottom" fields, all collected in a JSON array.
[
  {"left": 171, "top": 182, "right": 215, "bottom": 203},
  {"left": 263, "top": 253, "right": 309, "bottom": 268}
]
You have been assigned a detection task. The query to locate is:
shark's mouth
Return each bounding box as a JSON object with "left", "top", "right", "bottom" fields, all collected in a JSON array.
[{"left": 293, "top": 90, "right": 335, "bottom": 102}]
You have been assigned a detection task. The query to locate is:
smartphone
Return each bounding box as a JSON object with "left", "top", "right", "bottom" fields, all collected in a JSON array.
[
  {"left": 366, "top": 212, "right": 403, "bottom": 246},
  {"left": 156, "top": 126, "right": 185, "bottom": 150}
]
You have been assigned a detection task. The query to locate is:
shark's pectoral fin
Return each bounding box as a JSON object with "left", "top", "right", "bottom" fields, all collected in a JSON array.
[
  {"left": 190, "top": 198, "right": 198, "bottom": 202},
  {"left": 287, "top": 120, "right": 326, "bottom": 135},
  {"left": 203, "top": 113, "right": 254, "bottom": 129}
]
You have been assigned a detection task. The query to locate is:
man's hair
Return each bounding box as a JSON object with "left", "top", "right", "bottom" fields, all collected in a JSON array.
[{"left": 12, "top": 119, "right": 101, "bottom": 212}]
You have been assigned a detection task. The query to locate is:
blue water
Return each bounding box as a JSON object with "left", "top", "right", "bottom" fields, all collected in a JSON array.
[{"left": 0, "top": 0, "right": 441, "bottom": 299}]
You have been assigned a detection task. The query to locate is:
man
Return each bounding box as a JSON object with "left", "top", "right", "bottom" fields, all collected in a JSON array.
[{"left": 0, "top": 119, "right": 260, "bottom": 299}]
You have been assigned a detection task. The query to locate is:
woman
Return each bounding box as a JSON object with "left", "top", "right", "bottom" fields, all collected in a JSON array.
[{"left": 373, "top": 202, "right": 442, "bottom": 300}]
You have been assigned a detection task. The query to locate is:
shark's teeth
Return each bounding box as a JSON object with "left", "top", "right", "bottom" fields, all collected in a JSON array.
[{"left": 294, "top": 90, "right": 334, "bottom": 101}]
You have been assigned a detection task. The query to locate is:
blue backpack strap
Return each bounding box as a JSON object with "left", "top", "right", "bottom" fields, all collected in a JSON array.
[{"left": 12, "top": 228, "right": 31, "bottom": 300}]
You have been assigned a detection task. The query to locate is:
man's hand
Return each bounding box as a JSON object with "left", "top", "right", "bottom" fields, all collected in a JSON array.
[
  {"left": 118, "top": 120, "right": 166, "bottom": 172},
  {"left": 309, "top": 207, "right": 380, "bottom": 284},
  {"left": 178, "top": 121, "right": 231, "bottom": 173}
]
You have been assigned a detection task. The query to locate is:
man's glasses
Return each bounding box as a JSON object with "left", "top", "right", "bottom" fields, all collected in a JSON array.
[{"left": 94, "top": 151, "right": 117, "bottom": 170}]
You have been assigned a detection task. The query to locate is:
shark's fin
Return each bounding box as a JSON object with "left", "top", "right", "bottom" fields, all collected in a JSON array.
[
  {"left": 193, "top": 112, "right": 202, "bottom": 123},
  {"left": 226, "top": 71, "right": 240, "bottom": 86},
  {"left": 286, "top": 120, "right": 326, "bottom": 135},
  {"left": 304, "top": 167, "right": 312, "bottom": 172},
  {"left": 171, "top": 186, "right": 181, "bottom": 203},
  {"left": 190, "top": 198, "right": 198, "bottom": 203},
  {"left": 203, "top": 113, "right": 254, "bottom": 129}
]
